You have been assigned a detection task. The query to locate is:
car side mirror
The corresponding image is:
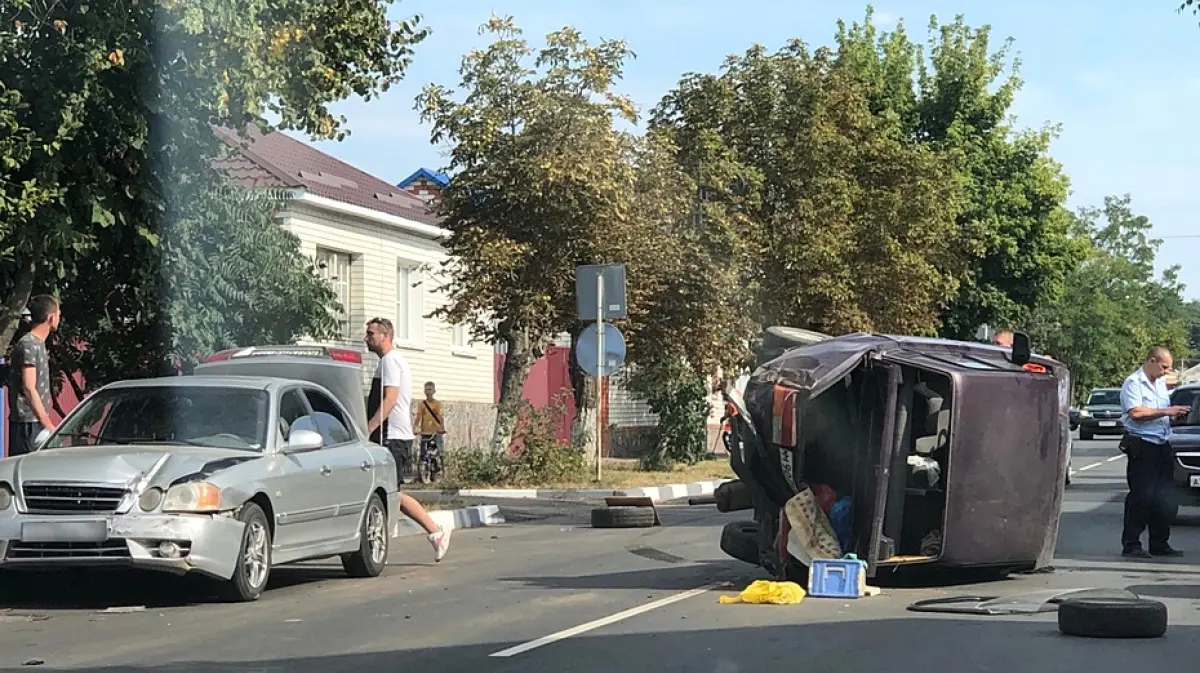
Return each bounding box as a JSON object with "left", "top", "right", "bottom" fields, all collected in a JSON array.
[
  {"left": 1009, "top": 331, "right": 1032, "bottom": 366},
  {"left": 283, "top": 429, "right": 324, "bottom": 454},
  {"left": 33, "top": 428, "right": 51, "bottom": 449}
]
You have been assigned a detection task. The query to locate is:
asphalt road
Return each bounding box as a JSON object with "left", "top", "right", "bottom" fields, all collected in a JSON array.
[{"left": 3, "top": 436, "right": 1200, "bottom": 672}]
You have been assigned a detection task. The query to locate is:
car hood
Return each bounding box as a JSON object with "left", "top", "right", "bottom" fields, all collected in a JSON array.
[{"left": 1, "top": 444, "right": 262, "bottom": 489}]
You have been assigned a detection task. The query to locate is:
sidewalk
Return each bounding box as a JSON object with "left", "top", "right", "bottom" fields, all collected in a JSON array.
[{"left": 391, "top": 477, "right": 733, "bottom": 537}]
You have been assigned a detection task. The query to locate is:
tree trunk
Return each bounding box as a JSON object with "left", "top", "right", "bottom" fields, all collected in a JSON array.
[
  {"left": 569, "top": 329, "right": 600, "bottom": 465},
  {"left": 0, "top": 257, "right": 36, "bottom": 355},
  {"left": 492, "top": 323, "right": 540, "bottom": 455}
]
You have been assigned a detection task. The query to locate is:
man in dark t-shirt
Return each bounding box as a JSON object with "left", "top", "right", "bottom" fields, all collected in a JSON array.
[{"left": 6, "top": 295, "right": 61, "bottom": 456}]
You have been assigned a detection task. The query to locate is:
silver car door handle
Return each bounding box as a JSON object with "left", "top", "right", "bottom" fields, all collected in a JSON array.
[
  {"left": 360, "top": 461, "right": 371, "bottom": 471},
  {"left": 321, "top": 466, "right": 332, "bottom": 476}
]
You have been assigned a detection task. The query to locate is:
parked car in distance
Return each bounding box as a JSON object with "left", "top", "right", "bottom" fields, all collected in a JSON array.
[
  {"left": 1069, "top": 407, "right": 1080, "bottom": 431},
  {"left": 1169, "top": 383, "right": 1200, "bottom": 509},
  {"left": 0, "top": 345, "right": 398, "bottom": 602},
  {"left": 1078, "top": 388, "right": 1124, "bottom": 441}
]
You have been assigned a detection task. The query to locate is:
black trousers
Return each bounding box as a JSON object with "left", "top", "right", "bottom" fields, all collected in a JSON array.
[
  {"left": 6, "top": 420, "right": 42, "bottom": 457},
  {"left": 1120, "top": 434, "right": 1177, "bottom": 551}
]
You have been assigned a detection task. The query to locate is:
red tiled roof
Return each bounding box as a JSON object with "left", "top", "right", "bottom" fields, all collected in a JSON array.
[{"left": 212, "top": 126, "right": 440, "bottom": 225}]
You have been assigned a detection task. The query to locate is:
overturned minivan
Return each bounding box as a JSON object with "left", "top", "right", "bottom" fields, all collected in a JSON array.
[{"left": 717, "top": 329, "right": 1071, "bottom": 582}]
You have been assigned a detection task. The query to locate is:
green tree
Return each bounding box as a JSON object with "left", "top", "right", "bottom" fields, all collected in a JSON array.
[
  {"left": 620, "top": 132, "right": 759, "bottom": 468},
  {"left": 46, "top": 182, "right": 343, "bottom": 394},
  {"left": 1031, "top": 195, "right": 1189, "bottom": 400},
  {"left": 832, "top": 8, "right": 1076, "bottom": 339},
  {"left": 652, "top": 35, "right": 967, "bottom": 336},
  {"left": 0, "top": 0, "right": 428, "bottom": 354},
  {"left": 1186, "top": 299, "right": 1200, "bottom": 357},
  {"left": 416, "top": 17, "right": 644, "bottom": 454}
]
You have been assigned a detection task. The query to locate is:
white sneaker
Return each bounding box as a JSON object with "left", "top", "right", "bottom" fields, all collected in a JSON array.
[{"left": 429, "top": 528, "right": 451, "bottom": 562}]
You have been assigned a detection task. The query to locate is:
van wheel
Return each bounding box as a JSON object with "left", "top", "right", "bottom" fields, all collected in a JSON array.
[
  {"left": 342, "top": 493, "right": 389, "bottom": 578},
  {"left": 219, "top": 502, "right": 272, "bottom": 602},
  {"left": 720, "top": 521, "right": 760, "bottom": 565},
  {"left": 1058, "top": 597, "right": 1167, "bottom": 638}
]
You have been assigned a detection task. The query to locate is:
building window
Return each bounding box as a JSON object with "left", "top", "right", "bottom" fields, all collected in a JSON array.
[
  {"left": 396, "top": 262, "right": 423, "bottom": 345},
  {"left": 316, "top": 247, "right": 352, "bottom": 340},
  {"left": 451, "top": 323, "right": 470, "bottom": 351}
]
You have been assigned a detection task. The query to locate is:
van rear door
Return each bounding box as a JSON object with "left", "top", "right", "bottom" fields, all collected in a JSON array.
[{"left": 194, "top": 346, "right": 369, "bottom": 437}]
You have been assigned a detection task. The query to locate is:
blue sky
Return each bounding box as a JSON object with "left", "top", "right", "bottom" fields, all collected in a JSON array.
[{"left": 303, "top": 0, "right": 1200, "bottom": 299}]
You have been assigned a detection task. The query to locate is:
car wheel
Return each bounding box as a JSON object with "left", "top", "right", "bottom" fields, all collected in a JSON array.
[
  {"left": 1080, "top": 431, "right": 1093, "bottom": 441},
  {"left": 342, "top": 492, "right": 389, "bottom": 578},
  {"left": 219, "top": 502, "right": 272, "bottom": 602},
  {"left": 1058, "top": 597, "right": 1168, "bottom": 638}
]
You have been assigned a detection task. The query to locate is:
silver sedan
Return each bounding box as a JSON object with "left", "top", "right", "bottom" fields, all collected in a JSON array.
[{"left": 0, "top": 346, "right": 399, "bottom": 602}]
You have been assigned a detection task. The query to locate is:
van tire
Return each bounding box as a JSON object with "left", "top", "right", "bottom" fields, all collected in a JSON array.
[
  {"left": 1058, "top": 597, "right": 1168, "bottom": 639},
  {"left": 720, "top": 521, "right": 760, "bottom": 565},
  {"left": 591, "top": 506, "right": 656, "bottom": 529}
]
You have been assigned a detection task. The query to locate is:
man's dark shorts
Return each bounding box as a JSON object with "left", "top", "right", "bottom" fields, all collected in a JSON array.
[
  {"left": 385, "top": 438, "right": 415, "bottom": 483},
  {"left": 6, "top": 421, "right": 42, "bottom": 457}
]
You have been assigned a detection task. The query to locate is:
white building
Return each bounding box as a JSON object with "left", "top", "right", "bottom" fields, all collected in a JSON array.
[{"left": 215, "top": 129, "right": 496, "bottom": 448}]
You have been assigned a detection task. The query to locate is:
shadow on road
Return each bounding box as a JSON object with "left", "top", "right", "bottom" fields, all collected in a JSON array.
[
  {"left": 1126, "top": 583, "right": 1200, "bottom": 600},
  {"left": 0, "top": 562, "right": 426, "bottom": 611},
  {"left": 11, "top": 619, "right": 1197, "bottom": 672}
]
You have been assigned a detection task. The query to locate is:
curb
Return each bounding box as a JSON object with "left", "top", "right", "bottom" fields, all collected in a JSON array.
[
  {"left": 406, "top": 479, "right": 733, "bottom": 504},
  {"left": 392, "top": 504, "right": 505, "bottom": 538}
]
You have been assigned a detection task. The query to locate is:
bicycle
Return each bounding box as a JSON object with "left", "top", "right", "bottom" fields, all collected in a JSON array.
[{"left": 417, "top": 433, "right": 444, "bottom": 484}]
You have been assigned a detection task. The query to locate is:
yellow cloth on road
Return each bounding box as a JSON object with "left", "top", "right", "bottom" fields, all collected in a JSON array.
[{"left": 718, "top": 580, "right": 806, "bottom": 605}]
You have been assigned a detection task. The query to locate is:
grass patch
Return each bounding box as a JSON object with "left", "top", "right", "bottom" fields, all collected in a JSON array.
[{"left": 444, "top": 455, "right": 733, "bottom": 490}]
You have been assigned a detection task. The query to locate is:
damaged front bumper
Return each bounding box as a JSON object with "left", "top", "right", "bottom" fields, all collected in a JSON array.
[{"left": 0, "top": 512, "right": 246, "bottom": 580}]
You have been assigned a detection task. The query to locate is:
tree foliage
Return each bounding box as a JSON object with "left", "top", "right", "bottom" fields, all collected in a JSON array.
[
  {"left": 831, "top": 9, "right": 1075, "bottom": 338},
  {"left": 651, "top": 17, "right": 968, "bottom": 336},
  {"left": 43, "top": 182, "right": 343, "bottom": 394},
  {"left": 1030, "top": 195, "right": 1189, "bottom": 401},
  {"left": 416, "top": 16, "right": 643, "bottom": 453},
  {"left": 0, "top": 0, "right": 428, "bottom": 355}
]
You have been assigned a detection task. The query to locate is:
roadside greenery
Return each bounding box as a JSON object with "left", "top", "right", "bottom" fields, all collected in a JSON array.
[
  {"left": 1, "top": 3, "right": 1191, "bottom": 471},
  {"left": 0, "top": 0, "right": 427, "bottom": 384}
]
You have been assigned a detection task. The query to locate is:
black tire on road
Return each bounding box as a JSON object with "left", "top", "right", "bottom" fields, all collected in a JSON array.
[
  {"left": 342, "top": 492, "right": 389, "bottom": 578},
  {"left": 1080, "top": 431, "right": 1093, "bottom": 441},
  {"left": 591, "top": 506, "right": 656, "bottom": 529},
  {"left": 219, "top": 502, "right": 273, "bottom": 603},
  {"left": 1058, "top": 597, "right": 1168, "bottom": 639},
  {"left": 720, "top": 521, "right": 760, "bottom": 565}
]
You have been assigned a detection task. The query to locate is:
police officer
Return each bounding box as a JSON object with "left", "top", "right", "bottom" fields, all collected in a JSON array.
[{"left": 1119, "top": 346, "right": 1191, "bottom": 558}]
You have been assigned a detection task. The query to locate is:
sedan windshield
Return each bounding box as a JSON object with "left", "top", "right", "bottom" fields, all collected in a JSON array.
[
  {"left": 1088, "top": 390, "right": 1122, "bottom": 406},
  {"left": 43, "top": 386, "right": 269, "bottom": 451}
]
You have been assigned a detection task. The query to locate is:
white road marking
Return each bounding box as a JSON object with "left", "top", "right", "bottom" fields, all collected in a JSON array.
[
  {"left": 1070, "top": 453, "right": 1125, "bottom": 475},
  {"left": 489, "top": 583, "right": 718, "bottom": 657}
]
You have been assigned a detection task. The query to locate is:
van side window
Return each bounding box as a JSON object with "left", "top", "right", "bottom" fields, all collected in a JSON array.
[
  {"left": 303, "top": 389, "right": 354, "bottom": 445},
  {"left": 278, "top": 390, "right": 310, "bottom": 442}
]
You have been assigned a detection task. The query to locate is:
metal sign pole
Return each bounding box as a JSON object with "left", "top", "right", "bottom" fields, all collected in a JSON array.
[{"left": 595, "top": 272, "right": 604, "bottom": 483}]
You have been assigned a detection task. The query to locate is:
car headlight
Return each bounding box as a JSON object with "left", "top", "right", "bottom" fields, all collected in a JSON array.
[
  {"left": 0, "top": 483, "right": 11, "bottom": 511},
  {"left": 1080, "top": 410, "right": 1091, "bottom": 418},
  {"left": 162, "top": 482, "right": 222, "bottom": 513},
  {"left": 138, "top": 487, "right": 164, "bottom": 512}
]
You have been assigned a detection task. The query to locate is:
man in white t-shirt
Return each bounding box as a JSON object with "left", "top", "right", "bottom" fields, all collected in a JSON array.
[{"left": 364, "top": 318, "right": 450, "bottom": 561}]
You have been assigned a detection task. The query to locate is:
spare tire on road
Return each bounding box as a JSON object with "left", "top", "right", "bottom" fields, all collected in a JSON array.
[
  {"left": 1058, "top": 597, "right": 1168, "bottom": 639},
  {"left": 591, "top": 506, "right": 656, "bottom": 529}
]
